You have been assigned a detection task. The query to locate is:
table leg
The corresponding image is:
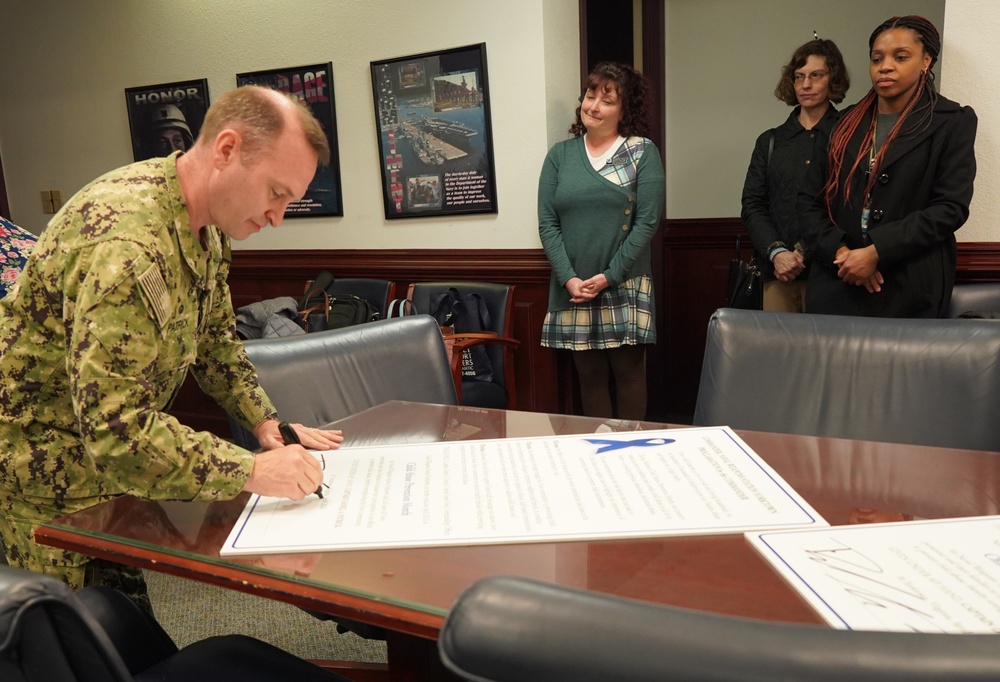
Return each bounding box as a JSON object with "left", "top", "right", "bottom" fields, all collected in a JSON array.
[{"left": 385, "top": 630, "right": 460, "bottom": 681}]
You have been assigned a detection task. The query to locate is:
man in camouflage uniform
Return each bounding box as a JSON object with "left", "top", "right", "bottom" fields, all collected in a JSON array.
[{"left": 0, "top": 86, "right": 343, "bottom": 611}]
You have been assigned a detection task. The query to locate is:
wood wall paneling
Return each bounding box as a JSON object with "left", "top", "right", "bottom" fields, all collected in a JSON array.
[
  {"left": 170, "top": 249, "right": 564, "bottom": 436},
  {"left": 660, "top": 218, "right": 745, "bottom": 420},
  {"left": 659, "top": 220, "right": 1000, "bottom": 421},
  {"left": 169, "top": 239, "right": 1000, "bottom": 438},
  {"left": 955, "top": 243, "right": 1000, "bottom": 282}
]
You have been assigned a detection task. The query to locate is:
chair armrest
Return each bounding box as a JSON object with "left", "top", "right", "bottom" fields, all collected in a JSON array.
[
  {"left": 448, "top": 334, "right": 520, "bottom": 351},
  {"left": 444, "top": 334, "right": 520, "bottom": 406},
  {"left": 76, "top": 585, "right": 179, "bottom": 673},
  {"left": 440, "top": 575, "right": 702, "bottom": 682}
]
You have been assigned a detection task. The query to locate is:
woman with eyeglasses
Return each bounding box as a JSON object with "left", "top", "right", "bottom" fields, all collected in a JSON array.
[
  {"left": 800, "top": 15, "right": 977, "bottom": 318},
  {"left": 741, "top": 38, "right": 849, "bottom": 313}
]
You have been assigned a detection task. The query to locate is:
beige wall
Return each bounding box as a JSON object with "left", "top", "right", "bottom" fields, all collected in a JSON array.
[
  {"left": 0, "top": 0, "right": 580, "bottom": 250},
  {"left": 0, "top": 1, "right": 994, "bottom": 246},
  {"left": 941, "top": 0, "right": 998, "bottom": 242}
]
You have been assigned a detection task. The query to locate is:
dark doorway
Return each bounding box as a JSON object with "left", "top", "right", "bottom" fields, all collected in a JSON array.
[
  {"left": 583, "top": 1, "right": 634, "bottom": 73},
  {"left": 577, "top": 0, "right": 672, "bottom": 422},
  {"left": 0, "top": 151, "right": 9, "bottom": 220}
]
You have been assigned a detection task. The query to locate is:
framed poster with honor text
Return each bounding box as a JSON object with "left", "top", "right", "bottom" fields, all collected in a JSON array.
[{"left": 125, "top": 78, "right": 209, "bottom": 162}]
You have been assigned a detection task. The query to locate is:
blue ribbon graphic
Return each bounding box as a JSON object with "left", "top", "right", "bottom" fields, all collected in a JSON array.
[{"left": 584, "top": 437, "right": 675, "bottom": 454}]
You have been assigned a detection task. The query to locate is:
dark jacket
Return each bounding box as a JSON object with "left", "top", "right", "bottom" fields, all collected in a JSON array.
[
  {"left": 741, "top": 106, "right": 839, "bottom": 280},
  {"left": 800, "top": 92, "right": 977, "bottom": 318}
]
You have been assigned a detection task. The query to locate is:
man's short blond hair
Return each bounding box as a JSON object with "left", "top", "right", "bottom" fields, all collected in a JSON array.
[{"left": 198, "top": 85, "right": 330, "bottom": 166}]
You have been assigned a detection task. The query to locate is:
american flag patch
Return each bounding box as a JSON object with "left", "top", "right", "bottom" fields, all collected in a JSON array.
[{"left": 137, "top": 264, "right": 171, "bottom": 329}]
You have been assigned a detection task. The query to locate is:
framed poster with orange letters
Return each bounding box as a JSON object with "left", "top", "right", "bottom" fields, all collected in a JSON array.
[{"left": 236, "top": 63, "right": 343, "bottom": 217}]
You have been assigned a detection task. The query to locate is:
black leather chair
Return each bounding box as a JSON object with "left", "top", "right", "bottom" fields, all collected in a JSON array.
[
  {"left": 438, "top": 576, "right": 1000, "bottom": 682},
  {"left": 0, "top": 566, "right": 347, "bottom": 682},
  {"left": 693, "top": 308, "right": 1000, "bottom": 451},
  {"left": 407, "top": 281, "right": 519, "bottom": 409},
  {"left": 326, "top": 277, "right": 396, "bottom": 317},
  {"left": 230, "top": 314, "right": 457, "bottom": 640},
  {"left": 947, "top": 283, "right": 1000, "bottom": 318},
  {"left": 230, "top": 315, "right": 458, "bottom": 450}
]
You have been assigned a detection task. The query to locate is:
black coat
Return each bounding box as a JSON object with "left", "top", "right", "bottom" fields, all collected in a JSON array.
[
  {"left": 800, "top": 92, "right": 977, "bottom": 318},
  {"left": 741, "top": 106, "right": 839, "bottom": 280}
]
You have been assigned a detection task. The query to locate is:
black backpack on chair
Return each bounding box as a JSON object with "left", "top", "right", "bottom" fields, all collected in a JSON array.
[
  {"left": 429, "top": 287, "right": 495, "bottom": 383},
  {"left": 298, "top": 271, "right": 381, "bottom": 332},
  {"left": 326, "top": 295, "right": 381, "bottom": 329}
]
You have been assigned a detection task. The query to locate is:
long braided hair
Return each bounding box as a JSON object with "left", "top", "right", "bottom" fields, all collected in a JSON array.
[{"left": 823, "top": 16, "right": 941, "bottom": 214}]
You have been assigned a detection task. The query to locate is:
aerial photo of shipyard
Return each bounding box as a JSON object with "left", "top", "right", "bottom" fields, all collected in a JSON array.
[{"left": 376, "top": 62, "right": 492, "bottom": 214}]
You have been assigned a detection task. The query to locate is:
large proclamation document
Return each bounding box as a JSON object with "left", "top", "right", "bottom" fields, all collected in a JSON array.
[
  {"left": 221, "top": 427, "right": 825, "bottom": 556},
  {"left": 747, "top": 516, "right": 1000, "bottom": 633}
]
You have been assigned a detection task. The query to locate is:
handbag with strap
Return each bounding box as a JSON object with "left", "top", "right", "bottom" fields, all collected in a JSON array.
[
  {"left": 727, "top": 235, "right": 763, "bottom": 310},
  {"left": 296, "top": 270, "right": 380, "bottom": 332},
  {"left": 383, "top": 298, "right": 471, "bottom": 371},
  {"left": 298, "top": 290, "right": 380, "bottom": 333},
  {"left": 298, "top": 270, "right": 336, "bottom": 311},
  {"left": 326, "top": 295, "right": 380, "bottom": 328},
  {"left": 385, "top": 298, "right": 419, "bottom": 318}
]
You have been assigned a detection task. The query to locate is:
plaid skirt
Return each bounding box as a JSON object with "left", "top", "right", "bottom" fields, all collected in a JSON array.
[{"left": 541, "top": 275, "right": 655, "bottom": 350}]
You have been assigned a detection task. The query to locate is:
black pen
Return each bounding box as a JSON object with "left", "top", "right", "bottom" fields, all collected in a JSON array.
[{"left": 278, "top": 420, "right": 325, "bottom": 499}]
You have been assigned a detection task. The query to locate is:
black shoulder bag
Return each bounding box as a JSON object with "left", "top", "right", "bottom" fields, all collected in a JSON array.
[{"left": 727, "top": 235, "right": 763, "bottom": 310}]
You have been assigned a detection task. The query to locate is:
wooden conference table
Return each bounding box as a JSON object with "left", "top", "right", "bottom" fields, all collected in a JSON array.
[{"left": 36, "top": 400, "right": 1000, "bottom": 681}]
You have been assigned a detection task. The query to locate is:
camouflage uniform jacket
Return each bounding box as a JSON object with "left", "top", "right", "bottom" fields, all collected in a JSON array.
[{"left": 0, "top": 152, "right": 276, "bottom": 584}]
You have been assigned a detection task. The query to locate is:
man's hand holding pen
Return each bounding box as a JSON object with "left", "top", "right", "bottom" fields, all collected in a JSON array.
[
  {"left": 243, "top": 419, "right": 341, "bottom": 500},
  {"left": 278, "top": 421, "right": 330, "bottom": 499}
]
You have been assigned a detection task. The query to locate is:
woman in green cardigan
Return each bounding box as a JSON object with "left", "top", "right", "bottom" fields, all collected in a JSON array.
[{"left": 538, "top": 62, "right": 665, "bottom": 420}]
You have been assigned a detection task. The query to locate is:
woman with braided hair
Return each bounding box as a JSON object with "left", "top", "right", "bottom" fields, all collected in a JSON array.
[{"left": 800, "top": 15, "right": 977, "bottom": 317}]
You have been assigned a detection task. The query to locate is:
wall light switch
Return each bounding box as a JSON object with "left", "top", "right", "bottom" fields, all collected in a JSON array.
[{"left": 40, "top": 189, "right": 62, "bottom": 214}]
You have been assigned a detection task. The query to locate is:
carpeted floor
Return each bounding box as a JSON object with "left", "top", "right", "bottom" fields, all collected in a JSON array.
[{"left": 143, "top": 569, "right": 387, "bottom": 664}]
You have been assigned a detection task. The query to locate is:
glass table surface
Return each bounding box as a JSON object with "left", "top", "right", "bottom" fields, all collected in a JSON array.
[{"left": 38, "top": 401, "right": 1000, "bottom": 637}]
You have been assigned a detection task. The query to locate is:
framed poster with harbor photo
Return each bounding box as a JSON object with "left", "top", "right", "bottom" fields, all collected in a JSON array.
[
  {"left": 236, "top": 62, "right": 344, "bottom": 217},
  {"left": 370, "top": 43, "right": 498, "bottom": 219}
]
